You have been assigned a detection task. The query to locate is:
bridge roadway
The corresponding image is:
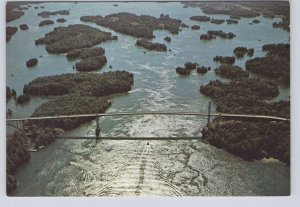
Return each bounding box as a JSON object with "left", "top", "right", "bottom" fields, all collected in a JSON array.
[{"left": 6, "top": 111, "right": 290, "bottom": 122}]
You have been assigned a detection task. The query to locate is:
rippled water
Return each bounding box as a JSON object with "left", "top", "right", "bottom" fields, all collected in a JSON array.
[{"left": 7, "top": 2, "right": 290, "bottom": 196}]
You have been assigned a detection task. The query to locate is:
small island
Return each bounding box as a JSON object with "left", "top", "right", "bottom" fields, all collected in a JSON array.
[
  {"left": 136, "top": 39, "right": 167, "bottom": 51},
  {"left": 19, "top": 24, "right": 29, "bottom": 30},
  {"left": 175, "top": 62, "right": 197, "bottom": 76},
  {"left": 196, "top": 66, "right": 210, "bottom": 74},
  {"left": 215, "top": 65, "right": 249, "bottom": 79},
  {"left": 38, "top": 19, "right": 54, "bottom": 27},
  {"left": 201, "top": 30, "right": 236, "bottom": 41},
  {"left": 233, "top": 47, "right": 254, "bottom": 58},
  {"left": 16, "top": 94, "right": 30, "bottom": 104},
  {"left": 213, "top": 56, "right": 235, "bottom": 65},
  {"left": 210, "top": 18, "right": 225, "bottom": 24},
  {"left": 226, "top": 19, "right": 238, "bottom": 24},
  {"left": 191, "top": 25, "right": 200, "bottom": 30},
  {"left": 190, "top": 15, "right": 210, "bottom": 22},
  {"left": 38, "top": 10, "right": 70, "bottom": 18},
  {"left": 56, "top": 18, "right": 67, "bottom": 23},
  {"left": 6, "top": 26, "right": 18, "bottom": 42},
  {"left": 164, "top": 36, "right": 171, "bottom": 42},
  {"left": 75, "top": 56, "right": 107, "bottom": 72},
  {"left": 26, "top": 58, "right": 38, "bottom": 67}
]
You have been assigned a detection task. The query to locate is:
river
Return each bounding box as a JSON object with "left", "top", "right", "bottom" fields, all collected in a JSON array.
[{"left": 6, "top": 2, "right": 290, "bottom": 196}]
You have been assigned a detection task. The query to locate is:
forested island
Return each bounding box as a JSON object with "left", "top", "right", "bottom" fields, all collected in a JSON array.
[
  {"left": 80, "top": 12, "right": 182, "bottom": 39},
  {"left": 136, "top": 39, "right": 167, "bottom": 51},
  {"left": 7, "top": 71, "right": 134, "bottom": 194},
  {"left": 35, "top": 24, "right": 118, "bottom": 53},
  {"left": 200, "top": 77, "right": 290, "bottom": 165},
  {"left": 246, "top": 43, "right": 290, "bottom": 85},
  {"left": 215, "top": 65, "right": 249, "bottom": 79}
]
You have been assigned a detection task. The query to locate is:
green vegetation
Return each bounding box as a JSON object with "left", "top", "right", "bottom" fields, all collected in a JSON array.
[
  {"left": 23, "top": 71, "right": 133, "bottom": 96},
  {"left": 67, "top": 47, "right": 105, "bottom": 60},
  {"left": 16, "top": 94, "right": 30, "bottom": 104},
  {"left": 19, "top": 24, "right": 29, "bottom": 30},
  {"left": 200, "top": 77, "right": 290, "bottom": 164},
  {"left": 200, "top": 79, "right": 282, "bottom": 115},
  {"left": 56, "top": 18, "right": 67, "bottom": 23},
  {"left": 202, "top": 118, "right": 290, "bottom": 164},
  {"left": 215, "top": 65, "right": 249, "bottom": 79},
  {"left": 213, "top": 56, "right": 235, "bottom": 65},
  {"left": 38, "top": 20, "right": 54, "bottom": 27},
  {"left": 31, "top": 95, "right": 112, "bottom": 130},
  {"left": 190, "top": 16, "right": 210, "bottom": 22},
  {"left": 7, "top": 134, "right": 30, "bottom": 194},
  {"left": 191, "top": 25, "right": 200, "bottom": 30},
  {"left": 6, "top": 2, "right": 25, "bottom": 22},
  {"left": 75, "top": 56, "right": 107, "bottom": 71},
  {"left": 201, "top": 30, "right": 236, "bottom": 41},
  {"left": 136, "top": 39, "right": 167, "bottom": 51},
  {"left": 26, "top": 58, "right": 38, "bottom": 67},
  {"left": 6, "top": 86, "right": 17, "bottom": 100},
  {"left": 226, "top": 19, "right": 238, "bottom": 24},
  {"left": 38, "top": 10, "right": 70, "bottom": 18},
  {"left": 6, "top": 26, "right": 18, "bottom": 42},
  {"left": 233, "top": 47, "right": 254, "bottom": 58},
  {"left": 35, "top": 24, "right": 117, "bottom": 53},
  {"left": 211, "top": 18, "right": 225, "bottom": 24},
  {"left": 246, "top": 43, "right": 290, "bottom": 85},
  {"left": 81, "top": 12, "right": 182, "bottom": 39}
]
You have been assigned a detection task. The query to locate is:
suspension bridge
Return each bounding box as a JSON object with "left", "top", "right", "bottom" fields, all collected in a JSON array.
[{"left": 6, "top": 101, "right": 290, "bottom": 140}]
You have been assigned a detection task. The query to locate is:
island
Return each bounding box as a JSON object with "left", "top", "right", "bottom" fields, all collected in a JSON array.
[
  {"left": 80, "top": 12, "right": 182, "bottom": 39},
  {"left": 213, "top": 56, "right": 235, "bottom": 65},
  {"left": 215, "top": 65, "right": 249, "bottom": 79},
  {"left": 6, "top": 2, "right": 25, "bottom": 22},
  {"left": 245, "top": 43, "right": 290, "bottom": 85},
  {"left": 56, "top": 18, "right": 67, "bottom": 23},
  {"left": 233, "top": 47, "right": 254, "bottom": 58},
  {"left": 200, "top": 30, "right": 236, "bottom": 41},
  {"left": 191, "top": 25, "right": 200, "bottom": 30},
  {"left": 164, "top": 36, "right": 171, "bottom": 42},
  {"left": 16, "top": 94, "right": 30, "bottom": 104},
  {"left": 6, "top": 26, "right": 18, "bottom": 42},
  {"left": 175, "top": 62, "right": 197, "bottom": 76},
  {"left": 196, "top": 66, "right": 210, "bottom": 74},
  {"left": 75, "top": 56, "right": 107, "bottom": 71},
  {"left": 200, "top": 77, "right": 289, "bottom": 164},
  {"left": 38, "top": 19, "right": 54, "bottom": 27},
  {"left": 210, "top": 18, "right": 225, "bottom": 24},
  {"left": 7, "top": 71, "right": 134, "bottom": 193},
  {"left": 26, "top": 58, "right": 38, "bottom": 67},
  {"left": 19, "top": 24, "right": 29, "bottom": 30},
  {"left": 226, "top": 19, "right": 238, "bottom": 24},
  {"left": 136, "top": 39, "right": 167, "bottom": 51},
  {"left": 190, "top": 15, "right": 210, "bottom": 22},
  {"left": 38, "top": 10, "right": 70, "bottom": 18},
  {"left": 35, "top": 24, "right": 118, "bottom": 53}
]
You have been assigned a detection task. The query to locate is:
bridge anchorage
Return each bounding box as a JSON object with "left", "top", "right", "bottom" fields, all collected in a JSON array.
[{"left": 6, "top": 101, "right": 290, "bottom": 141}]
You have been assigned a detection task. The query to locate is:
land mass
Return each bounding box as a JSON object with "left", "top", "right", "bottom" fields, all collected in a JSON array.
[
  {"left": 35, "top": 24, "right": 118, "bottom": 53},
  {"left": 80, "top": 12, "right": 182, "bottom": 39}
]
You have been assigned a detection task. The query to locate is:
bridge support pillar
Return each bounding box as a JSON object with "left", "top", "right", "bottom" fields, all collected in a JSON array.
[{"left": 207, "top": 101, "right": 211, "bottom": 124}]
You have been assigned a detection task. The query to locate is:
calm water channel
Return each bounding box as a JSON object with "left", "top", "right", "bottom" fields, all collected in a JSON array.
[{"left": 6, "top": 2, "right": 290, "bottom": 196}]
